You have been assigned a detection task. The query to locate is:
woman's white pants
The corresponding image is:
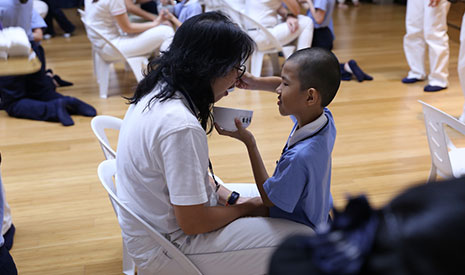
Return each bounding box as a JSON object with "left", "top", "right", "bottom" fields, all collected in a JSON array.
[
  {"left": 403, "top": 0, "right": 450, "bottom": 87},
  {"left": 100, "top": 25, "right": 174, "bottom": 61},
  {"left": 253, "top": 15, "right": 314, "bottom": 52},
  {"left": 169, "top": 183, "right": 314, "bottom": 275}
]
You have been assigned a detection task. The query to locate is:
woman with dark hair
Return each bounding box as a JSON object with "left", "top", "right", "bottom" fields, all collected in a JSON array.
[
  {"left": 269, "top": 176, "right": 465, "bottom": 275},
  {"left": 116, "top": 12, "right": 314, "bottom": 274}
]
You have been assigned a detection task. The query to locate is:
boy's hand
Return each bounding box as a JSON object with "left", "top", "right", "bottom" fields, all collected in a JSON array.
[
  {"left": 235, "top": 72, "right": 256, "bottom": 90},
  {"left": 215, "top": 119, "right": 256, "bottom": 147},
  {"left": 241, "top": 197, "right": 269, "bottom": 217}
]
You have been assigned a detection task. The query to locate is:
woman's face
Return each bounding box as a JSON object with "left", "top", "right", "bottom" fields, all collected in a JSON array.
[{"left": 211, "top": 66, "right": 242, "bottom": 102}]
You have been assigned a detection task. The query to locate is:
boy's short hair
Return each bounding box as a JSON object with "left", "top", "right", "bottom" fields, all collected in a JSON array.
[{"left": 287, "top": 48, "right": 341, "bottom": 107}]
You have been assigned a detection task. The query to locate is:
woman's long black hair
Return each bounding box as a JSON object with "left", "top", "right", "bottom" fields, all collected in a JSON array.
[{"left": 126, "top": 11, "right": 255, "bottom": 133}]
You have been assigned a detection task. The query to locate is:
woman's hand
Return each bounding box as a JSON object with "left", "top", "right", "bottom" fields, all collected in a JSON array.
[
  {"left": 215, "top": 119, "right": 256, "bottom": 147},
  {"left": 286, "top": 16, "right": 299, "bottom": 33}
]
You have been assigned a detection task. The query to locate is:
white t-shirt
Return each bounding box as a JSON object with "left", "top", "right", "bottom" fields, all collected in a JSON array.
[
  {"left": 84, "top": 0, "right": 127, "bottom": 48},
  {"left": 116, "top": 86, "right": 217, "bottom": 270},
  {"left": 246, "top": 0, "right": 282, "bottom": 28}
]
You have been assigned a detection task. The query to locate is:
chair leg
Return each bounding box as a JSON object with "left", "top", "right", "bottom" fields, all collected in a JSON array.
[
  {"left": 269, "top": 53, "right": 281, "bottom": 76},
  {"left": 122, "top": 241, "right": 136, "bottom": 275},
  {"left": 427, "top": 165, "right": 437, "bottom": 183},
  {"left": 250, "top": 51, "right": 265, "bottom": 77},
  {"left": 127, "top": 57, "right": 148, "bottom": 82},
  {"left": 92, "top": 48, "right": 99, "bottom": 80},
  {"left": 282, "top": 45, "right": 295, "bottom": 59},
  {"left": 95, "top": 54, "right": 111, "bottom": 98}
]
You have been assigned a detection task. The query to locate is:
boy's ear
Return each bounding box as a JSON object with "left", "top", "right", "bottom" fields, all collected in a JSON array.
[{"left": 305, "top": 88, "right": 320, "bottom": 106}]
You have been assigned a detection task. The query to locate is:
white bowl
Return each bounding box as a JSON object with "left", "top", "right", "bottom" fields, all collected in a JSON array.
[{"left": 213, "top": 106, "right": 253, "bottom": 131}]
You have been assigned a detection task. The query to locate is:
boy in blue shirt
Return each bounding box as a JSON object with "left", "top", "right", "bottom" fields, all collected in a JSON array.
[{"left": 216, "top": 47, "right": 340, "bottom": 228}]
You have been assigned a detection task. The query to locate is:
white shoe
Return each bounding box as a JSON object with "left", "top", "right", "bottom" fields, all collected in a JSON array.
[
  {"left": 63, "top": 33, "right": 71, "bottom": 38},
  {"left": 43, "top": 34, "right": 52, "bottom": 40}
]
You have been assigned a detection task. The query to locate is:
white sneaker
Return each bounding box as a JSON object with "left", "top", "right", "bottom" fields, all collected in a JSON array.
[
  {"left": 43, "top": 34, "right": 52, "bottom": 40},
  {"left": 63, "top": 33, "right": 71, "bottom": 38}
]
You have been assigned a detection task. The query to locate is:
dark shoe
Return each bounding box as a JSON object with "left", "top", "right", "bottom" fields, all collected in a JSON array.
[
  {"left": 53, "top": 75, "right": 73, "bottom": 87},
  {"left": 424, "top": 85, "right": 447, "bottom": 92},
  {"left": 348, "top": 60, "right": 372, "bottom": 82},
  {"left": 55, "top": 98, "right": 74, "bottom": 126},
  {"left": 65, "top": 97, "right": 97, "bottom": 117},
  {"left": 402, "top": 77, "right": 422, "bottom": 84},
  {"left": 3, "top": 224, "right": 15, "bottom": 251}
]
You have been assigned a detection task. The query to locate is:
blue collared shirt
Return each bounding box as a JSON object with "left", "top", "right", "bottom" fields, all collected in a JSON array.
[
  {"left": 308, "top": 0, "right": 335, "bottom": 35},
  {"left": 174, "top": 0, "right": 202, "bottom": 23},
  {"left": 0, "top": 0, "right": 33, "bottom": 41},
  {"left": 31, "top": 9, "right": 47, "bottom": 30},
  {"left": 264, "top": 108, "right": 336, "bottom": 228}
]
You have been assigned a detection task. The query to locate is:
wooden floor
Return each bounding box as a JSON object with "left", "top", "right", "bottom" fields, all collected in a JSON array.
[{"left": 1, "top": 4, "right": 464, "bottom": 274}]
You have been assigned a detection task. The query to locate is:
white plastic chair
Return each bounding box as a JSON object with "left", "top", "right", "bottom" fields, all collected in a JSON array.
[
  {"left": 202, "top": 0, "right": 295, "bottom": 76},
  {"left": 97, "top": 159, "right": 203, "bottom": 275},
  {"left": 90, "top": 116, "right": 134, "bottom": 274},
  {"left": 91, "top": 115, "right": 123, "bottom": 160},
  {"left": 419, "top": 100, "right": 465, "bottom": 182},
  {"left": 78, "top": 9, "right": 149, "bottom": 98}
]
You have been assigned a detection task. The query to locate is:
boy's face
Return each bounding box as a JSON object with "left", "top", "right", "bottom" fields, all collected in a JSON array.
[{"left": 276, "top": 61, "right": 309, "bottom": 117}]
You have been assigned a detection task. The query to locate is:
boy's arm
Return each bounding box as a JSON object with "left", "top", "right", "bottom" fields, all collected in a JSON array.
[
  {"left": 215, "top": 119, "right": 275, "bottom": 207},
  {"left": 235, "top": 72, "right": 281, "bottom": 93},
  {"left": 304, "top": 0, "right": 326, "bottom": 25}
]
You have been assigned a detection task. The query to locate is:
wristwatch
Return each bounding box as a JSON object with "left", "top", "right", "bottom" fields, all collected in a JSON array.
[{"left": 226, "top": 191, "right": 240, "bottom": 206}]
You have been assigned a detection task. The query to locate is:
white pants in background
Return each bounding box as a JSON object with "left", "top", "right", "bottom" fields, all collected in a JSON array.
[
  {"left": 155, "top": 183, "right": 314, "bottom": 275},
  {"left": 403, "top": 0, "right": 450, "bottom": 87},
  {"left": 459, "top": 13, "right": 465, "bottom": 122},
  {"left": 253, "top": 15, "right": 314, "bottom": 52},
  {"left": 33, "top": 0, "right": 48, "bottom": 18},
  {"left": 100, "top": 25, "right": 174, "bottom": 61}
]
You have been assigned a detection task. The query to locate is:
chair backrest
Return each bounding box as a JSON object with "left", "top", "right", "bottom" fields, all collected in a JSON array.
[
  {"left": 97, "top": 159, "right": 203, "bottom": 274},
  {"left": 419, "top": 100, "right": 465, "bottom": 178},
  {"left": 78, "top": 9, "right": 127, "bottom": 61},
  {"left": 91, "top": 115, "right": 123, "bottom": 160},
  {"left": 202, "top": 0, "right": 283, "bottom": 53}
]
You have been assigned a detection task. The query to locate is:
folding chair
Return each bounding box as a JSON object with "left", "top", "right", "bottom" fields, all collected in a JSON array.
[
  {"left": 78, "top": 9, "right": 149, "bottom": 98},
  {"left": 97, "top": 159, "right": 203, "bottom": 275},
  {"left": 419, "top": 100, "right": 465, "bottom": 182},
  {"left": 202, "top": 0, "right": 295, "bottom": 76}
]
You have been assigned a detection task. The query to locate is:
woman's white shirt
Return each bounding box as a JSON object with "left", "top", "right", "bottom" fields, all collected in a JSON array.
[
  {"left": 116, "top": 86, "right": 217, "bottom": 235},
  {"left": 246, "top": 0, "right": 282, "bottom": 28},
  {"left": 84, "top": 0, "right": 127, "bottom": 48}
]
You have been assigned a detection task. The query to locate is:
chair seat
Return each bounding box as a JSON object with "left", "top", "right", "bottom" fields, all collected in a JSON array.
[{"left": 450, "top": 148, "right": 465, "bottom": 178}]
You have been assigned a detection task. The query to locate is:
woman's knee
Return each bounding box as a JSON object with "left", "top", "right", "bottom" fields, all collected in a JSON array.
[{"left": 298, "top": 15, "right": 313, "bottom": 30}]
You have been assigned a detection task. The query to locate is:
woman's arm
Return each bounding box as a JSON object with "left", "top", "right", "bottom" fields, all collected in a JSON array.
[
  {"left": 173, "top": 197, "right": 267, "bottom": 235},
  {"left": 124, "top": 0, "right": 157, "bottom": 21},
  {"left": 114, "top": 12, "right": 162, "bottom": 34}
]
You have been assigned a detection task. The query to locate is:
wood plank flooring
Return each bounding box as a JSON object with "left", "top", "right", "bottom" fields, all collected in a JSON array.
[{"left": 0, "top": 4, "right": 464, "bottom": 274}]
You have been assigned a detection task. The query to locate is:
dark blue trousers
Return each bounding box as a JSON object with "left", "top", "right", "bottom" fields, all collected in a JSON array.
[
  {"left": 0, "top": 245, "right": 17, "bottom": 275},
  {"left": 141, "top": 1, "right": 159, "bottom": 15},
  {"left": 0, "top": 42, "right": 64, "bottom": 122},
  {"left": 42, "top": 0, "right": 76, "bottom": 35},
  {"left": 312, "top": 27, "right": 334, "bottom": 51}
]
